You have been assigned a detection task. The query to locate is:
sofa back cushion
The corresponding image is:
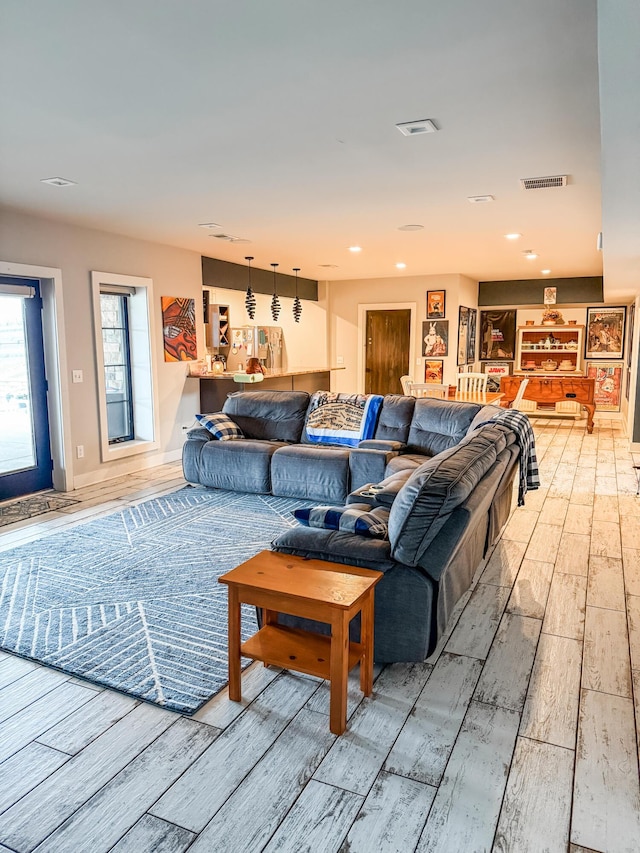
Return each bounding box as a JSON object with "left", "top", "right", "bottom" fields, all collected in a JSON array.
[
  {"left": 388, "top": 424, "right": 509, "bottom": 566},
  {"left": 301, "top": 391, "right": 383, "bottom": 447},
  {"left": 222, "top": 390, "right": 309, "bottom": 441},
  {"left": 373, "top": 395, "right": 416, "bottom": 444},
  {"left": 407, "top": 398, "right": 483, "bottom": 456}
]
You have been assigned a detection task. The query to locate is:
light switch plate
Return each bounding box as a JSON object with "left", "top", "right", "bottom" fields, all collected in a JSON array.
[{"left": 72, "top": 369, "right": 83, "bottom": 383}]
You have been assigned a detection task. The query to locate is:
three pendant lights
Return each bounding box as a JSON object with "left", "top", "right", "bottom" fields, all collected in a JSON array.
[{"left": 244, "top": 256, "right": 302, "bottom": 324}]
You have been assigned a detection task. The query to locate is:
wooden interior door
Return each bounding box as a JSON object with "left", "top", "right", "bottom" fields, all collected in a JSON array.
[{"left": 365, "top": 309, "right": 411, "bottom": 395}]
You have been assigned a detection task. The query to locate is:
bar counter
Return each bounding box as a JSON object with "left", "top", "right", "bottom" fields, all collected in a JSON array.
[{"left": 190, "top": 367, "right": 343, "bottom": 413}]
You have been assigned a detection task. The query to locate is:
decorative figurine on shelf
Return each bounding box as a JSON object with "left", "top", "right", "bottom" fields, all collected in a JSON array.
[
  {"left": 541, "top": 307, "right": 564, "bottom": 325},
  {"left": 246, "top": 357, "right": 266, "bottom": 375}
]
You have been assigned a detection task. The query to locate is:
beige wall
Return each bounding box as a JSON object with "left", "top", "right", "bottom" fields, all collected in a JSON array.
[
  {"left": 327, "top": 273, "right": 479, "bottom": 393},
  {"left": 0, "top": 208, "right": 328, "bottom": 488}
]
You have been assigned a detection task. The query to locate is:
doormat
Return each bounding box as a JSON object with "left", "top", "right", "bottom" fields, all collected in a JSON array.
[
  {"left": 0, "top": 492, "right": 80, "bottom": 527},
  {"left": 0, "top": 485, "right": 310, "bottom": 713}
]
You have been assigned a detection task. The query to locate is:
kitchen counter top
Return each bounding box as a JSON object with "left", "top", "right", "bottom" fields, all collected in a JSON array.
[{"left": 189, "top": 366, "right": 344, "bottom": 379}]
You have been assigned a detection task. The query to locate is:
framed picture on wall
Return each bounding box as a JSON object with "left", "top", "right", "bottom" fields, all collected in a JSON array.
[
  {"left": 585, "top": 306, "right": 626, "bottom": 359},
  {"left": 424, "top": 360, "right": 444, "bottom": 383},
  {"left": 479, "top": 309, "right": 516, "bottom": 360},
  {"left": 482, "top": 361, "right": 512, "bottom": 392},
  {"left": 626, "top": 304, "right": 635, "bottom": 399},
  {"left": 426, "top": 290, "right": 446, "bottom": 319},
  {"left": 586, "top": 361, "right": 623, "bottom": 411},
  {"left": 458, "top": 306, "right": 469, "bottom": 365},
  {"left": 467, "top": 308, "right": 477, "bottom": 363},
  {"left": 161, "top": 296, "right": 197, "bottom": 361},
  {"left": 422, "top": 320, "right": 448, "bottom": 357}
]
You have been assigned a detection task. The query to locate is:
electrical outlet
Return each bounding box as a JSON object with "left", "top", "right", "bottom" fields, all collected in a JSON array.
[
  {"left": 336, "top": 355, "right": 344, "bottom": 365},
  {"left": 72, "top": 369, "right": 83, "bottom": 383},
  {"left": 416, "top": 357, "right": 422, "bottom": 366},
  {"left": 181, "top": 424, "right": 191, "bottom": 431},
  {"left": 76, "top": 445, "right": 84, "bottom": 459}
]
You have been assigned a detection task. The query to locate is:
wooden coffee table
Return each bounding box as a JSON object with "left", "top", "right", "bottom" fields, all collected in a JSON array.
[{"left": 219, "top": 551, "right": 382, "bottom": 735}]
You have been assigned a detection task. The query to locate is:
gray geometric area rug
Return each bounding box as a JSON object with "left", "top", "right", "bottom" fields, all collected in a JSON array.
[
  {"left": 0, "top": 486, "right": 311, "bottom": 713},
  {"left": 0, "top": 492, "right": 80, "bottom": 527}
]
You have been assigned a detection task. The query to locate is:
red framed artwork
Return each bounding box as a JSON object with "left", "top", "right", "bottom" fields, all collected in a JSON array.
[{"left": 586, "top": 361, "right": 623, "bottom": 411}]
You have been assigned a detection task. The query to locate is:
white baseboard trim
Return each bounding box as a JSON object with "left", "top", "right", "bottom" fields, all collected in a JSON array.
[{"left": 71, "top": 448, "right": 183, "bottom": 491}]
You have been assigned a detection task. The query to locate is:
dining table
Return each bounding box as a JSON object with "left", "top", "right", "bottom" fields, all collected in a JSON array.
[{"left": 409, "top": 385, "right": 503, "bottom": 405}]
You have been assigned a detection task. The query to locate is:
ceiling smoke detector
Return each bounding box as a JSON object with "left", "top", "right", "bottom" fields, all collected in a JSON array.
[
  {"left": 520, "top": 175, "right": 568, "bottom": 190},
  {"left": 398, "top": 224, "right": 424, "bottom": 231},
  {"left": 395, "top": 119, "right": 438, "bottom": 136},
  {"left": 40, "top": 177, "right": 76, "bottom": 187},
  {"left": 467, "top": 195, "right": 494, "bottom": 203}
]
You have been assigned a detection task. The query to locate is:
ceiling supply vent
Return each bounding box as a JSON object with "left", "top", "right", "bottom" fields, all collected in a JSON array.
[
  {"left": 209, "top": 233, "right": 250, "bottom": 243},
  {"left": 520, "top": 175, "right": 568, "bottom": 190},
  {"left": 40, "top": 176, "right": 76, "bottom": 187},
  {"left": 467, "top": 195, "right": 494, "bottom": 203},
  {"left": 395, "top": 119, "right": 438, "bottom": 136}
]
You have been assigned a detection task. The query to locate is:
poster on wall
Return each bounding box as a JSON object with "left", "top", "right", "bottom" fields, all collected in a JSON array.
[
  {"left": 479, "top": 310, "right": 516, "bottom": 360},
  {"left": 626, "top": 304, "right": 635, "bottom": 400},
  {"left": 586, "top": 361, "right": 623, "bottom": 411},
  {"left": 161, "top": 296, "right": 197, "bottom": 361},
  {"left": 424, "top": 360, "right": 444, "bottom": 383},
  {"left": 467, "top": 308, "right": 477, "bottom": 363},
  {"left": 422, "top": 320, "right": 448, "bottom": 357},
  {"left": 458, "top": 307, "right": 469, "bottom": 365},
  {"left": 585, "top": 306, "right": 626, "bottom": 359},
  {"left": 426, "top": 290, "right": 446, "bottom": 319},
  {"left": 482, "top": 361, "right": 512, "bottom": 392}
]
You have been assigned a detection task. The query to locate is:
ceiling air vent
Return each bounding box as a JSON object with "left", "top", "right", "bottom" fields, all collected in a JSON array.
[
  {"left": 520, "top": 175, "right": 568, "bottom": 190},
  {"left": 396, "top": 119, "right": 438, "bottom": 136},
  {"left": 209, "top": 233, "right": 250, "bottom": 243}
]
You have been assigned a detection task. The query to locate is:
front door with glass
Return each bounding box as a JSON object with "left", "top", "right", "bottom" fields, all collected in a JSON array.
[{"left": 0, "top": 277, "right": 53, "bottom": 500}]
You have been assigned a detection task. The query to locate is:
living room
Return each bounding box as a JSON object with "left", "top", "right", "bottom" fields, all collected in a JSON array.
[{"left": 1, "top": 1, "right": 639, "bottom": 851}]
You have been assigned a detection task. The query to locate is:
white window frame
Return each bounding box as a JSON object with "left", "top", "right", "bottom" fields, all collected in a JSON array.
[{"left": 91, "top": 271, "right": 160, "bottom": 461}]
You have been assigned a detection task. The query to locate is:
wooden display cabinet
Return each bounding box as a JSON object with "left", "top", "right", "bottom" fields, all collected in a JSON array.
[
  {"left": 515, "top": 324, "right": 584, "bottom": 376},
  {"left": 205, "top": 303, "right": 230, "bottom": 349}
]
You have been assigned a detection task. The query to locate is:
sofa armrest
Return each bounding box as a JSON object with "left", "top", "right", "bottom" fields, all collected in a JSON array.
[
  {"left": 349, "top": 448, "right": 399, "bottom": 492},
  {"left": 272, "top": 527, "right": 395, "bottom": 573},
  {"left": 358, "top": 439, "right": 406, "bottom": 452},
  {"left": 186, "top": 427, "right": 214, "bottom": 441}
]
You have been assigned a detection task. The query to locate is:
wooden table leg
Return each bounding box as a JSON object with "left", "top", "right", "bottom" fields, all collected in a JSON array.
[
  {"left": 228, "top": 587, "right": 242, "bottom": 702},
  {"left": 584, "top": 403, "right": 595, "bottom": 434},
  {"left": 360, "top": 593, "right": 375, "bottom": 696},
  {"left": 329, "top": 610, "right": 350, "bottom": 735}
]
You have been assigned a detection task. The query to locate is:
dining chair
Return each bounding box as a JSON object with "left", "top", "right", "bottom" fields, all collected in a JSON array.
[
  {"left": 510, "top": 377, "right": 530, "bottom": 410},
  {"left": 456, "top": 372, "right": 488, "bottom": 393},
  {"left": 400, "top": 375, "right": 413, "bottom": 395},
  {"left": 409, "top": 383, "right": 449, "bottom": 399}
]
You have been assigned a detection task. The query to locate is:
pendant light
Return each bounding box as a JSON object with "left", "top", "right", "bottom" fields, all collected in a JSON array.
[
  {"left": 244, "top": 256, "right": 256, "bottom": 320},
  {"left": 270, "top": 263, "right": 281, "bottom": 322},
  {"left": 292, "top": 268, "right": 302, "bottom": 322}
]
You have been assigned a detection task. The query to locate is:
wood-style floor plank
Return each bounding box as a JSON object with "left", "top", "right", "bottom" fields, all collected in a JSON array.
[
  {"left": 313, "top": 663, "right": 429, "bottom": 796},
  {"left": 572, "top": 689, "right": 640, "bottom": 852},
  {"left": 0, "top": 655, "right": 37, "bottom": 689},
  {"left": 0, "top": 703, "right": 173, "bottom": 851},
  {"left": 109, "top": 814, "right": 194, "bottom": 853},
  {"left": 586, "top": 555, "right": 626, "bottom": 610},
  {"left": 37, "top": 691, "right": 138, "bottom": 755},
  {"left": 340, "top": 770, "right": 436, "bottom": 853},
  {"left": 554, "top": 532, "right": 590, "bottom": 576},
  {"left": 582, "top": 606, "right": 632, "bottom": 698},
  {"left": 415, "top": 701, "right": 520, "bottom": 853},
  {"left": 473, "top": 613, "right": 541, "bottom": 712},
  {"left": 480, "top": 539, "right": 527, "bottom": 587},
  {"left": 0, "top": 742, "right": 69, "bottom": 815},
  {"left": 493, "top": 736, "right": 573, "bottom": 853},
  {"left": 384, "top": 652, "right": 482, "bottom": 786},
  {"left": 36, "top": 718, "right": 217, "bottom": 853},
  {"left": 542, "top": 573, "right": 587, "bottom": 641},
  {"left": 150, "top": 672, "right": 318, "bottom": 833},
  {"left": 444, "top": 583, "right": 511, "bottom": 660},
  {"left": 186, "top": 709, "right": 335, "bottom": 853},
  {"left": 506, "top": 558, "right": 554, "bottom": 619},
  {"left": 262, "top": 780, "right": 363, "bottom": 853}
]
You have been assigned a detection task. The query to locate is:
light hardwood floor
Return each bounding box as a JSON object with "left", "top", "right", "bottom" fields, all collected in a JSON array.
[{"left": 0, "top": 418, "right": 639, "bottom": 853}]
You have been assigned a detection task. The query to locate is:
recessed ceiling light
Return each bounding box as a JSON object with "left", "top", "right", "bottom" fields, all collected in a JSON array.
[
  {"left": 40, "top": 177, "right": 76, "bottom": 187},
  {"left": 467, "top": 195, "right": 494, "bottom": 203},
  {"left": 395, "top": 119, "right": 439, "bottom": 136},
  {"left": 541, "top": 269, "right": 552, "bottom": 275},
  {"left": 504, "top": 233, "right": 522, "bottom": 240},
  {"left": 395, "top": 263, "right": 407, "bottom": 269},
  {"left": 198, "top": 222, "right": 221, "bottom": 228},
  {"left": 348, "top": 246, "right": 362, "bottom": 253},
  {"left": 398, "top": 224, "right": 424, "bottom": 232},
  {"left": 523, "top": 251, "right": 538, "bottom": 260}
]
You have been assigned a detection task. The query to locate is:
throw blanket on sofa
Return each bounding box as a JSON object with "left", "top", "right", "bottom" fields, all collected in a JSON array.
[
  {"left": 305, "top": 392, "right": 384, "bottom": 447},
  {"left": 475, "top": 409, "right": 540, "bottom": 506}
]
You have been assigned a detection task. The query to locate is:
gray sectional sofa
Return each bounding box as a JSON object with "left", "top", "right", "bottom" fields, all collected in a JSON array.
[{"left": 183, "top": 389, "right": 525, "bottom": 662}]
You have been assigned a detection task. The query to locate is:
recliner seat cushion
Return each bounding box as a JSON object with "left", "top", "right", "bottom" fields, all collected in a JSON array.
[
  {"left": 222, "top": 390, "right": 309, "bottom": 441},
  {"left": 388, "top": 424, "right": 508, "bottom": 567},
  {"left": 271, "top": 444, "right": 351, "bottom": 502}
]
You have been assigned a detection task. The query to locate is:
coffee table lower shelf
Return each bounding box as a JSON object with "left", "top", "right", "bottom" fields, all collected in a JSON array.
[{"left": 242, "top": 624, "right": 364, "bottom": 680}]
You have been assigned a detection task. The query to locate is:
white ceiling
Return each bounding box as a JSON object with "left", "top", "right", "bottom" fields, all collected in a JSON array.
[{"left": 0, "top": 0, "right": 609, "bottom": 289}]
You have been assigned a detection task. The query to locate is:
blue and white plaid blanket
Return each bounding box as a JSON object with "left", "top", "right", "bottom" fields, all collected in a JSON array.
[{"left": 475, "top": 409, "right": 540, "bottom": 506}]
